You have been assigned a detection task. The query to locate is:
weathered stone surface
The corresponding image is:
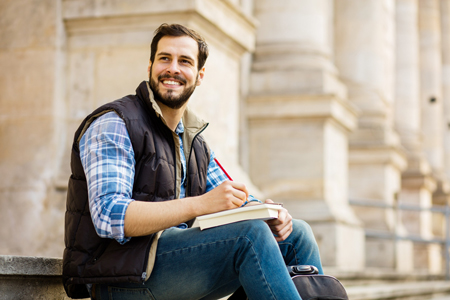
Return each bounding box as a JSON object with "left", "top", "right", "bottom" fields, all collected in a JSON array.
[
  {"left": 0, "top": 256, "right": 86, "bottom": 300},
  {"left": 0, "top": 0, "right": 66, "bottom": 258},
  {"left": 0, "top": 256, "right": 62, "bottom": 276}
]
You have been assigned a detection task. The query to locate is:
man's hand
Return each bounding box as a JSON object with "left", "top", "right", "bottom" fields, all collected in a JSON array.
[
  {"left": 265, "top": 199, "right": 293, "bottom": 242},
  {"left": 197, "top": 181, "right": 249, "bottom": 215}
]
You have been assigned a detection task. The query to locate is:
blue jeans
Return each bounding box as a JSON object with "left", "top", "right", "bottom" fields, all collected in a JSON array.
[{"left": 92, "top": 219, "right": 323, "bottom": 300}]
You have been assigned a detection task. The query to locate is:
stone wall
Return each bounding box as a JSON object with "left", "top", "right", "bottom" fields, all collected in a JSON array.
[{"left": 0, "top": 0, "right": 67, "bottom": 257}]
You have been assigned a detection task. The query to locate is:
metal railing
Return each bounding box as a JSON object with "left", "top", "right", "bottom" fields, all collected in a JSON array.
[{"left": 349, "top": 198, "right": 450, "bottom": 279}]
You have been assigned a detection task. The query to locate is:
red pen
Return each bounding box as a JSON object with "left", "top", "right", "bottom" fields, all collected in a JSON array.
[
  {"left": 214, "top": 158, "right": 233, "bottom": 181},
  {"left": 215, "top": 158, "right": 254, "bottom": 207},
  {"left": 214, "top": 158, "right": 283, "bottom": 206},
  {"left": 214, "top": 158, "right": 280, "bottom": 207}
]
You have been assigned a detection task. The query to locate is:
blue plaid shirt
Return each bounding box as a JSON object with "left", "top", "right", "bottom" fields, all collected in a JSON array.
[{"left": 79, "top": 112, "right": 234, "bottom": 244}]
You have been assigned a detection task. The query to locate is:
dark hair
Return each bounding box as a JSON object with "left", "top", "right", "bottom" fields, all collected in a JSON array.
[{"left": 150, "top": 23, "right": 209, "bottom": 71}]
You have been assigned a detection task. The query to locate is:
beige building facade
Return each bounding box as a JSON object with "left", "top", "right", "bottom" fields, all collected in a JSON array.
[{"left": 1, "top": 0, "right": 450, "bottom": 276}]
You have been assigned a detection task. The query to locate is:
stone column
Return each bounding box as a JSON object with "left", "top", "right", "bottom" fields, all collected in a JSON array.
[
  {"left": 248, "top": 0, "right": 365, "bottom": 270},
  {"left": 395, "top": 0, "right": 439, "bottom": 273},
  {"left": 443, "top": 0, "right": 450, "bottom": 182},
  {"left": 419, "top": 0, "right": 444, "bottom": 174},
  {"left": 436, "top": 0, "right": 450, "bottom": 273},
  {"left": 419, "top": 0, "right": 448, "bottom": 273},
  {"left": 334, "top": 0, "right": 413, "bottom": 271},
  {"left": 0, "top": 0, "right": 67, "bottom": 257},
  {"left": 395, "top": 0, "right": 421, "bottom": 151},
  {"left": 442, "top": 0, "right": 450, "bottom": 181}
]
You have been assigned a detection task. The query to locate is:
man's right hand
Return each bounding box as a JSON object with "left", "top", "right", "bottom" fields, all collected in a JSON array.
[{"left": 197, "top": 181, "right": 249, "bottom": 215}]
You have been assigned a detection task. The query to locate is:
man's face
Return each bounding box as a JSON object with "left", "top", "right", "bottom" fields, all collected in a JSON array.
[{"left": 148, "top": 36, "right": 205, "bottom": 109}]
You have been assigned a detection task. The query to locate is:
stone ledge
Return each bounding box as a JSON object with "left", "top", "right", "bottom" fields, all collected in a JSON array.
[
  {"left": 346, "top": 281, "right": 450, "bottom": 300},
  {"left": 0, "top": 255, "right": 62, "bottom": 276},
  {"left": 0, "top": 255, "right": 83, "bottom": 300},
  {"left": 326, "top": 267, "right": 447, "bottom": 282}
]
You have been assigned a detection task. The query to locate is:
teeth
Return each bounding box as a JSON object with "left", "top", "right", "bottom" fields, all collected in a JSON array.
[{"left": 163, "top": 80, "right": 180, "bottom": 85}]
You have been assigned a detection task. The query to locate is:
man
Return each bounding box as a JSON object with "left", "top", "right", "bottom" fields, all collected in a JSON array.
[{"left": 63, "top": 23, "right": 323, "bottom": 300}]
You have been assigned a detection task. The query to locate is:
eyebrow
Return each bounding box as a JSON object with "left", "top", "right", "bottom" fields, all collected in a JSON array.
[{"left": 157, "top": 52, "right": 195, "bottom": 62}]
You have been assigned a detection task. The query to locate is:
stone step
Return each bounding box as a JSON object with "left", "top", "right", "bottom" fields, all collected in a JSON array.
[{"left": 345, "top": 281, "right": 450, "bottom": 300}]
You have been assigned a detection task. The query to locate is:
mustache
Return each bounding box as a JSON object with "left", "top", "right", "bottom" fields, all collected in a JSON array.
[{"left": 158, "top": 74, "right": 186, "bottom": 85}]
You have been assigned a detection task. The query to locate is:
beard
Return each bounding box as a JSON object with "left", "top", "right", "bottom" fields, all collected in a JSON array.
[{"left": 149, "top": 70, "right": 198, "bottom": 109}]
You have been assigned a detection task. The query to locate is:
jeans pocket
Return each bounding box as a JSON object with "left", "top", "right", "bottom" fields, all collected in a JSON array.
[{"left": 108, "top": 286, "right": 155, "bottom": 300}]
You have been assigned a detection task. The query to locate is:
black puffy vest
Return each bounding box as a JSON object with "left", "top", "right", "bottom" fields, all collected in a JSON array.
[{"left": 63, "top": 81, "right": 210, "bottom": 298}]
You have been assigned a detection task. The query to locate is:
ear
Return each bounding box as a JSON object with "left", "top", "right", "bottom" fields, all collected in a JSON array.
[
  {"left": 196, "top": 67, "right": 205, "bottom": 86},
  {"left": 147, "top": 60, "right": 152, "bottom": 78}
]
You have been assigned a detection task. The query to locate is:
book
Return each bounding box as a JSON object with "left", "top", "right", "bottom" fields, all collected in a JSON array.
[{"left": 197, "top": 203, "right": 283, "bottom": 230}]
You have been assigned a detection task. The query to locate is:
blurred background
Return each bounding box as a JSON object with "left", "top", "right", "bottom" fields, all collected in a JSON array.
[{"left": 1, "top": 0, "right": 450, "bottom": 281}]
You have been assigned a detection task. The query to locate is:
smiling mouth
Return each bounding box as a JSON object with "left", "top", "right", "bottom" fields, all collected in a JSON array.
[
  {"left": 162, "top": 80, "right": 182, "bottom": 86},
  {"left": 158, "top": 74, "right": 186, "bottom": 87}
]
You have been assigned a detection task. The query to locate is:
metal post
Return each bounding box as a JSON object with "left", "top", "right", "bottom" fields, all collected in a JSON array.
[
  {"left": 394, "top": 195, "right": 400, "bottom": 271},
  {"left": 350, "top": 198, "right": 450, "bottom": 278},
  {"left": 445, "top": 204, "right": 450, "bottom": 280}
]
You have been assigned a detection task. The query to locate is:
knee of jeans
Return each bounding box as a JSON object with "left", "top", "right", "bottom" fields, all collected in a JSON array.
[
  {"left": 292, "top": 219, "right": 317, "bottom": 243},
  {"left": 238, "top": 220, "right": 275, "bottom": 244}
]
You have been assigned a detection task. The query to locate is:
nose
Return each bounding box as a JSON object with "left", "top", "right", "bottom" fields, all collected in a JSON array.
[{"left": 166, "top": 60, "right": 180, "bottom": 74}]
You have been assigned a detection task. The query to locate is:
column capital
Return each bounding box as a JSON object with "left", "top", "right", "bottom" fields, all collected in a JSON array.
[
  {"left": 401, "top": 173, "right": 437, "bottom": 191},
  {"left": 63, "top": 0, "right": 257, "bottom": 54},
  {"left": 247, "top": 94, "right": 358, "bottom": 132},
  {"left": 349, "top": 145, "right": 408, "bottom": 171}
]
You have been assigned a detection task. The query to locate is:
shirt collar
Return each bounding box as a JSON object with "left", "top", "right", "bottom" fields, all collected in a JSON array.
[{"left": 175, "top": 120, "right": 185, "bottom": 135}]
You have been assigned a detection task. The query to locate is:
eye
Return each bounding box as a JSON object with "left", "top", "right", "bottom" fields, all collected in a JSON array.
[
  {"left": 158, "top": 56, "right": 170, "bottom": 62},
  {"left": 181, "top": 59, "right": 193, "bottom": 65}
]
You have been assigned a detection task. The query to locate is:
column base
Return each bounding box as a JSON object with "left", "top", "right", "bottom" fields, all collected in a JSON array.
[
  {"left": 282, "top": 199, "right": 365, "bottom": 271},
  {"left": 311, "top": 220, "right": 365, "bottom": 271}
]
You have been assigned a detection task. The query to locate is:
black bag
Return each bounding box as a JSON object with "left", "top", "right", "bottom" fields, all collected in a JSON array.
[
  {"left": 228, "top": 265, "right": 348, "bottom": 300},
  {"left": 291, "top": 274, "right": 348, "bottom": 300}
]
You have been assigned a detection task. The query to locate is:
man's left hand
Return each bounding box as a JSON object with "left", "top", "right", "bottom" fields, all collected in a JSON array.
[{"left": 265, "top": 199, "right": 293, "bottom": 242}]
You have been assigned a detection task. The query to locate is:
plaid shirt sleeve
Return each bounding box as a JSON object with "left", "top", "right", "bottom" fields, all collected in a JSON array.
[
  {"left": 205, "top": 150, "right": 228, "bottom": 192},
  {"left": 79, "top": 112, "right": 135, "bottom": 244}
]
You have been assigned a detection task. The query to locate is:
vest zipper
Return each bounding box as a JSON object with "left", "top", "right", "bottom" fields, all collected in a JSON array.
[
  {"left": 173, "top": 130, "right": 178, "bottom": 199},
  {"left": 186, "top": 123, "right": 209, "bottom": 196},
  {"left": 141, "top": 234, "right": 153, "bottom": 284}
]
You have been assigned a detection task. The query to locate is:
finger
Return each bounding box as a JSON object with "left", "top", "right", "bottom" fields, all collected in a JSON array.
[
  {"left": 230, "top": 182, "right": 249, "bottom": 199},
  {"left": 265, "top": 199, "right": 274, "bottom": 204},
  {"left": 266, "top": 218, "right": 281, "bottom": 227},
  {"left": 266, "top": 208, "right": 288, "bottom": 226},
  {"left": 272, "top": 222, "right": 293, "bottom": 242},
  {"left": 268, "top": 221, "right": 288, "bottom": 237},
  {"left": 275, "top": 221, "right": 292, "bottom": 238},
  {"left": 221, "top": 181, "right": 245, "bottom": 200},
  {"left": 269, "top": 226, "right": 287, "bottom": 242},
  {"left": 231, "top": 197, "right": 245, "bottom": 208},
  {"left": 267, "top": 211, "right": 292, "bottom": 233},
  {"left": 231, "top": 188, "right": 248, "bottom": 202},
  {"left": 274, "top": 229, "right": 292, "bottom": 242}
]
